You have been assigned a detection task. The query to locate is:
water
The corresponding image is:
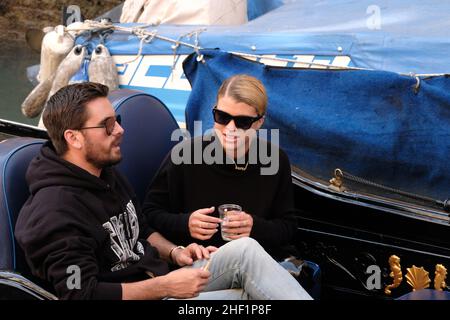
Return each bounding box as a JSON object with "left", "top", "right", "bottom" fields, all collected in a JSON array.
[{"left": 0, "top": 44, "right": 40, "bottom": 126}]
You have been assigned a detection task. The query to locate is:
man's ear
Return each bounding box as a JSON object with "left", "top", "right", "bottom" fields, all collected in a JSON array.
[{"left": 63, "top": 129, "right": 83, "bottom": 150}]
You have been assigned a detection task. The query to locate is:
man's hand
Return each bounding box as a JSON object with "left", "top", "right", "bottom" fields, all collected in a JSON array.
[
  {"left": 162, "top": 268, "right": 210, "bottom": 299},
  {"left": 172, "top": 243, "right": 218, "bottom": 266},
  {"left": 188, "top": 207, "right": 221, "bottom": 240},
  {"left": 222, "top": 211, "right": 253, "bottom": 240}
]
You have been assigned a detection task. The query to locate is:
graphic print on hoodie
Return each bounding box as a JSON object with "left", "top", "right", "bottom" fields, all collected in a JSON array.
[{"left": 104, "top": 200, "right": 145, "bottom": 272}]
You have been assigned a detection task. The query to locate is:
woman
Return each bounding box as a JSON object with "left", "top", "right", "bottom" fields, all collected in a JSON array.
[{"left": 143, "top": 74, "right": 298, "bottom": 258}]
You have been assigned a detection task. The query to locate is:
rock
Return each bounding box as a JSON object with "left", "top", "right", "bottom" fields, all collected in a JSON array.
[{"left": 0, "top": 0, "right": 122, "bottom": 48}]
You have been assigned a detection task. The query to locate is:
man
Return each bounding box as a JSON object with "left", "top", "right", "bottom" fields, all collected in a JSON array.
[{"left": 15, "top": 82, "right": 312, "bottom": 300}]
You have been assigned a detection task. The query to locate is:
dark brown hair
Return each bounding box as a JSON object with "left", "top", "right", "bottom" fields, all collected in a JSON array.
[{"left": 43, "top": 82, "right": 109, "bottom": 155}]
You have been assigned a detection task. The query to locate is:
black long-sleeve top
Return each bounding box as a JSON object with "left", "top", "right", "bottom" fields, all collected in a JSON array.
[{"left": 143, "top": 135, "right": 298, "bottom": 256}]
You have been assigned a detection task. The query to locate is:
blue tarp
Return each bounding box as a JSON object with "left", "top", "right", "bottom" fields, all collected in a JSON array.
[
  {"left": 247, "top": 0, "right": 284, "bottom": 21},
  {"left": 183, "top": 49, "right": 450, "bottom": 201},
  {"left": 95, "top": 0, "right": 450, "bottom": 74}
]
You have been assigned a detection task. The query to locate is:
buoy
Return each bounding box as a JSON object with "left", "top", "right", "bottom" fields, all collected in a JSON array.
[
  {"left": 88, "top": 44, "right": 119, "bottom": 91},
  {"left": 21, "top": 76, "right": 54, "bottom": 118},
  {"left": 36, "top": 45, "right": 87, "bottom": 128},
  {"left": 47, "top": 45, "right": 87, "bottom": 100},
  {"left": 38, "top": 25, "right": 74, "bottom": 83}
]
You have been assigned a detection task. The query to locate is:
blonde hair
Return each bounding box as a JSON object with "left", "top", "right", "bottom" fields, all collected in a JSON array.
[{"left": 217, "top": 74, "right": 267, "bottom": 116}]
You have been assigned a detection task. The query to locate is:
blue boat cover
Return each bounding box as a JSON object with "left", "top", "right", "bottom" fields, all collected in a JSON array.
[
  {"left": 183, "top": 49, "right": 450, "bottom": 202},
  {"left": 94, "top": 0, "right": 450, "bottom": 74}
]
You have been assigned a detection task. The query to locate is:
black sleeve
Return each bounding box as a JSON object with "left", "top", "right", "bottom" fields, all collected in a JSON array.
[
  {"left": 250, "top": 151, "right": 298, "bottom": 249},
  {"left": 114, "top": 170, "right": 156, "bottom": 240},
  {"left": 142, "top": 154, "right": 191, "bottom": 243},
  {"left": 136, "top": 200, "right": 157, "bottom": 240},
  {"left": 15, "top": 191, "right": 122, "bottom": 300}
]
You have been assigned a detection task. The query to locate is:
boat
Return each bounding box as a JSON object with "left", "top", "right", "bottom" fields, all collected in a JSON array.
[{"left": 0, "top": 0, "right": 449, "bottom": 300}]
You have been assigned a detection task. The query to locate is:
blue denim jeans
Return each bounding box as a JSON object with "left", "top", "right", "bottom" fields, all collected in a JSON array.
[{"left": 182, "top": 237, "right": 312, "bottom": 300}]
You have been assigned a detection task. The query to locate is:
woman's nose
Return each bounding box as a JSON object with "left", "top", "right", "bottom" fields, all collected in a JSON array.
[{"left": 225, "top": 119, "right": 237, "bottom": 131}]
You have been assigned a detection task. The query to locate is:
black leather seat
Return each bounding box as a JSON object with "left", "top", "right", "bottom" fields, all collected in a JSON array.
[
  {"left": 0, "top": 137, "right": 54, "bottom": 299},
  {"left": 110, "top": 89, "right": 180, "bottom": 204},
  {"left": 0, "top": 138, "right": 45, "bottom": 272}
]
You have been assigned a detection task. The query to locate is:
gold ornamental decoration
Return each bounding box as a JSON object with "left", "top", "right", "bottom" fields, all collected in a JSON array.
[
  {"left": 406, "top": 265, "right": 431, "bottom": 291},
  {"left": 385, "top": 255, "right": 403, "bottom": 295},
  {"left": 434, "top": 264, "right": 447, "bottom": 291},
  {"left": 384, "top": 255, "right": 448, "bottom": 295}
]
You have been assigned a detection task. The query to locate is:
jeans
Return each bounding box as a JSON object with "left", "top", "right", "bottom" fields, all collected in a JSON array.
[{"left": 182, "top": 237, "right": 312, "bottom": 300}]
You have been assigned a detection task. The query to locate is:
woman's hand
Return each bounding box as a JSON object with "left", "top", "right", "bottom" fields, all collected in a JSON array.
[
  {"left": 172, "top": 243, "right": 218, "bottom": 266},
  {"left": 222, "top": 211, "right": 253, "bottom": 240},
  {"left": 188, "top": 207, "right": 221, "bottom": 240}
]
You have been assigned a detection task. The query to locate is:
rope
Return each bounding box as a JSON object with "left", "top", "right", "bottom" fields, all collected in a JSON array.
[
  {"left": 414, "top": 76, "right": 421, "bottom": 94},
  {"left": 193, "top": 30, "right": 205, "bottom": 63},
  {"left": 121, "top": 27, "right": 158, "bottom": 65},
  {"left": 63, "top": 20, "right": 450, "bottom": 77}
]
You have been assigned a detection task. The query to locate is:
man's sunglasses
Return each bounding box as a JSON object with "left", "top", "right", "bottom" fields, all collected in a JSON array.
[
  {"left": 78, "top": 114, "right": 121, "bottom": 136},
  {"left": 212, "top": 107, "right": 262, "bottom": 130}
]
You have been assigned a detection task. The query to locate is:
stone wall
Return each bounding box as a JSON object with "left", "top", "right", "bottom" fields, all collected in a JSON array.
[{"left": 0, "top": 0, "right": 122, "bottom": 51}]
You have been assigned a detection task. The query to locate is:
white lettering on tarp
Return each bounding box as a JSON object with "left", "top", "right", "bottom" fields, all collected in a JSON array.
[{"left": 113, "top": 54, "right": 352, "bottom": 91}]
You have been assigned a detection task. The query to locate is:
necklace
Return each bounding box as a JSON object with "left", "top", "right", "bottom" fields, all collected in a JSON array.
[
  {"left": 225, "top": 149, "right": 249, "bottom": 171},
  {"left": 235, "top": 163, "right": 248, "bottom": 171},
  {"left": 233, "top": 159, "right": 249, "bottom": 171}
]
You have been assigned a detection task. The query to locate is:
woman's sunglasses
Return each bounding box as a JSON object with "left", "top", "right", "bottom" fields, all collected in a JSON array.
[
  {"left": 212, "top": 107, "right": 262, "bottom": 130},
  {"left": 78, "top": 114, "right": 121, "bottom": 136}
]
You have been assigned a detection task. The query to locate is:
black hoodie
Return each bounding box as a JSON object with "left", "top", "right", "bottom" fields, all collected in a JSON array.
[{"left": 15, "top": 142, "right": 169, "bottom": 300}]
